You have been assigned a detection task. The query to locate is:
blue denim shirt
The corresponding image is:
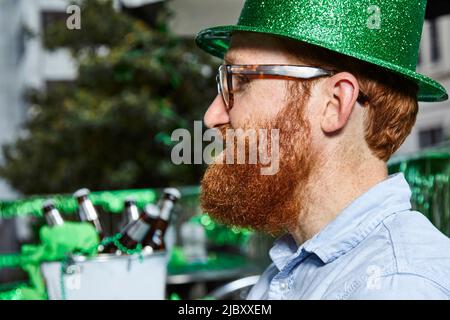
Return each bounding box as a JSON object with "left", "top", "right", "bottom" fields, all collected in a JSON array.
[{"left": 247, "top": 173, "right": 450, "bottom": 300}]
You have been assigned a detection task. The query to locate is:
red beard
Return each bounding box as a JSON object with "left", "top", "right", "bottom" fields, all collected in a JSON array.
[{"left": 200, "top": 94, "right": 316, "bottom": 235}]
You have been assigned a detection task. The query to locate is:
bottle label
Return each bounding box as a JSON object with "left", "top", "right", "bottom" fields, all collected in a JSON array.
[
  {"left": 152, "top": 229, "right": 163, "bottom": 246},
  {"left": 127, "top": 220, "right": 151, "bottom": 242}
]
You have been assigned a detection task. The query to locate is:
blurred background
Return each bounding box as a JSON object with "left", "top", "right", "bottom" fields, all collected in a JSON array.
[{"left": 0, "top": 0, "right": 449, "bottom": 300}]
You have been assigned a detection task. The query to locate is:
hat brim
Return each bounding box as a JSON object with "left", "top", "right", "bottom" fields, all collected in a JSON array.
[{"left": 196, "top": 25, "right": 449, "bottom": 103}]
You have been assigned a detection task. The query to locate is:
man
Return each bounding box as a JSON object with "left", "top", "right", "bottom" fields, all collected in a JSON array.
[{"left": 195, "top": 0, "right": 450, "bottom": 299}]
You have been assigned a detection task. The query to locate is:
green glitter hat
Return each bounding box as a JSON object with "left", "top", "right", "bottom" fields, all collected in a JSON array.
[{"left": 195, "top": 0, "right": 448, "bottom": 102}]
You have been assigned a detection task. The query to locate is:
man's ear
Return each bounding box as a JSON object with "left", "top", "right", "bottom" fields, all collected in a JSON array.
[{"left": 321, "top": 72, "right": 360, "bottom": 134}]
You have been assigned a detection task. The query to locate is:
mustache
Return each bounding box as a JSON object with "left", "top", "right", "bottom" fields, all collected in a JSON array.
[
  {"left": 216, "top": 124, "right": 232, "bottom": 141},
  {"left": 214, "top": 123, "right": 277, "bottom": 141}
]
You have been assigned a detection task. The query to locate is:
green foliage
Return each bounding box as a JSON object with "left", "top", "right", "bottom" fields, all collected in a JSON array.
[{"left": 0, "top": 0, "right": 217, "bottom": 195}]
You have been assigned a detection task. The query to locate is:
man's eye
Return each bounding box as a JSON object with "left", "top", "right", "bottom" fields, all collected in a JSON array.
[{"left": 232, "top": 75, "right": 250, "bottom": 92}]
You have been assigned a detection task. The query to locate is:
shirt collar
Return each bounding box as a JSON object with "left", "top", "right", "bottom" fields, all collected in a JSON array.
[{"left": 269, "top": 172, "right": 412, "bottom": 271}]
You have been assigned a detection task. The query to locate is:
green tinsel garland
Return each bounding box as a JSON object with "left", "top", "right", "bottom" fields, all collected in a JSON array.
[
  {"left": 388, "top": 145, "right": 450, "bottom": 235},
  {"left": 0, "top": 186, "right": 200, "bottom": 219}
]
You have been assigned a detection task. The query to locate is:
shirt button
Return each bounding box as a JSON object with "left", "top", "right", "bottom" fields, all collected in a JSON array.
[{"left": 279, "top": 281, "right": 288, "bottom": 291}]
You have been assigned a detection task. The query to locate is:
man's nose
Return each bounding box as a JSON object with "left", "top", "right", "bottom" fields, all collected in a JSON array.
[{"left": 204, "top": 95, "right": 230, "bottom": 128}]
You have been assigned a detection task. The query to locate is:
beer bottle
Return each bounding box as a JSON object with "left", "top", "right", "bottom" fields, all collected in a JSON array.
[
  {"left": 73, "top": 188, "right": 104, "bottom": 239},
  {"left": 101, "top": 203, "right": 160, "bottom": 255},
  {"left": 143, "top": 203, "right": 160, "bottom": 229},
  {"left": 119, "top": 197, "right": 140, "bottom": 232},
  {"left": 142, "top": 188, "right": 181, "bottom": 252},
  {"left": 42, "top": 199, "right": 64, "bottom": 227}
]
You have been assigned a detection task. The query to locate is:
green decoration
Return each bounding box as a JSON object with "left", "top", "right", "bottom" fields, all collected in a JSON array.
[
  {"left": 167, "top": 246, "right": 248, "bottom": 276},
  {"left": 0, "top": 188, "right": 157, "bottom": 219},
  {"left": 169, "top": 292, "right": 182, "bottom": 300},
  {"left": 0, "top": 186, "right": 202, "bottom": 219},
  {"left": 0, "top": 254, "right": 22, "bottom": 269},
  {"left": 196, "top": 0, "right": 448, "bottom": 102},
  {"left": 389, "top": 144, "right": 450, "bottom": 235},
  {"left": 191, "top": 214, "right": 253, "bottom": 248},
  {"left": 101, "top": 233, "right": 143, "bottom": 256},
  {"left": 0, "top": 284, "right": 43, "bottom": 300},
  {"left": 0, "top": 222, "right": 100, "bottom": 300}
]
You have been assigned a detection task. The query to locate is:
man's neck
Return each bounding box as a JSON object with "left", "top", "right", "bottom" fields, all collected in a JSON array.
[{"left": 289, "top": 155, "right": 388, "bottom": 246}]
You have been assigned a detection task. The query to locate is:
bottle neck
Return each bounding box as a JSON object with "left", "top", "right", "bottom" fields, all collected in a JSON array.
[
  {"left": 159, "top": 200, "right": 174, "bottom": 221},
  {"left": 45, "top": 208, "right": 64, "bottom": 227},
  {"left": 78, "top": 199, "right": 99, "bottom": 222},
  {"left": 124, "top": 204, "right": 140, "bottom": 223}
]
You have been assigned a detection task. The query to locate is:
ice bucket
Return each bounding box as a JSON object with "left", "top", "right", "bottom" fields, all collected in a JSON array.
[{"left": 41, "top": 251, "right": 167, "bottom": 300}]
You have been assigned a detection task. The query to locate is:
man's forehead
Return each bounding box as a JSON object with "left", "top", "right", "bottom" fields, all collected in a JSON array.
[{"left": 225, "top": 32, "right": 300, "bottom": 64}]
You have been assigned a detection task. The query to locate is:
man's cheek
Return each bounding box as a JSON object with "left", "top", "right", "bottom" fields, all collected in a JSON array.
[{"left": 259, "top": 128, "right": 280, "bottom": 175}]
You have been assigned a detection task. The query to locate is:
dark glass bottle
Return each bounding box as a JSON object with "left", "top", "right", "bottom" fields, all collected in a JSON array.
[
  {"left": 42, "top": 199, "right": 64, "bottom": 227},
  {"left": 73, "top": 188, "right": 104, "bottom": 239},
  {"left": 143, "top": 203, "right": 160, "bottom": 230},
  {"left": 101, "top": 203, "right": 160, "bottom": 255},
  {"left": 142, "top": 188, "right": 181, "bottom": 252},
  {"left": 119, "top": 197, "right": 140, "bottom": 232}
]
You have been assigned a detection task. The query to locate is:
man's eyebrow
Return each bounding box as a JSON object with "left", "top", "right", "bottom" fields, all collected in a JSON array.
[{"left": 224, "top": 55, "right": 236, "bottom": 64}]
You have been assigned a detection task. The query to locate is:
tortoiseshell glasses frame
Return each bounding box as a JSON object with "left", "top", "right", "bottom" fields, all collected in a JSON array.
[{"left": 216, "top": 64, "right": 369, "bottom": 111}]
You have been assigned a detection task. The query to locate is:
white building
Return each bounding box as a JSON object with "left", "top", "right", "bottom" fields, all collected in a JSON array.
[
  {"left": 398, "top": 15, "right": 450, "bottom": 154},
  {"left": 168, "top": 0, "right": 244, "bottom": 37},
  {"left": 0, "top": 0, "right": 78, "bottom": 200},
  {"left": 0, "top": 0, "right": 24, "bottom": 199}
]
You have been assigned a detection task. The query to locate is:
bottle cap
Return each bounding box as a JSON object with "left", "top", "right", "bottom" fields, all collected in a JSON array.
[
  {"left": 163, "top": 188, "right": 181, "bottom": 200},
  {"left": 144, "top": 203, "right": 160, "bottom": 218},
  {"left": 73, "top": 188, "right": 90, "bottom": 199},
  {"left": 124, "top": 196, "right": 137, "bottom": 206},
  {"left": 42, "top": 199, "right": 56, "bottom": 211}
]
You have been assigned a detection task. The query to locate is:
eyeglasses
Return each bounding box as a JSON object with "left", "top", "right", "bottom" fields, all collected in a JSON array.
[{"left": 215, "top": 64, "right": 369, "bottom": 111}]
